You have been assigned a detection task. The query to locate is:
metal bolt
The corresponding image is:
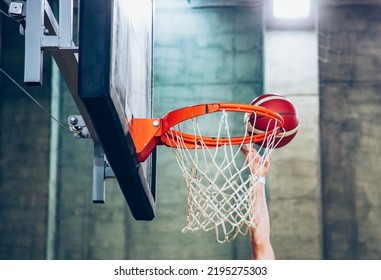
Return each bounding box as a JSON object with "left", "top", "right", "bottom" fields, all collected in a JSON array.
[
  {"left": 152, "top": 120, "right": 160, "bottom": 127},
  {"left": 69, "top": 116, "right": 78, "bottom": 125}
]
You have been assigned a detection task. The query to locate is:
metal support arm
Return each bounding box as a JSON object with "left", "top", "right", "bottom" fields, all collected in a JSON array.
[{"left": 68, "top": 116, "right": 115, "bottom": 203}]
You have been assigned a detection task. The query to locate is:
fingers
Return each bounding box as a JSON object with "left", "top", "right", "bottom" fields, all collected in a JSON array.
[
  {"left": 240, "top": 143, "right": 250, "bottom": 154},
  {"left": 240, "top": 143, "right": 258, "bottom": 159},
  {"left": 262, "top": 157, "right": 271, "bottom": 177},
  {"left": 240, "top": 143, "right": 272, "bottom": 177}
]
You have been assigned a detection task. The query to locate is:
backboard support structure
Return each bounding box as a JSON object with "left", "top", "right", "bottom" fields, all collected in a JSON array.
[{"left": 16, "top": 0, "right": 157, "bottom": 220}]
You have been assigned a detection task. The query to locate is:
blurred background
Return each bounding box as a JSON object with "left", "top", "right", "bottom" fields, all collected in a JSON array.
[{"left": 1, "top": 0, "right": 381, "bottom": 260}]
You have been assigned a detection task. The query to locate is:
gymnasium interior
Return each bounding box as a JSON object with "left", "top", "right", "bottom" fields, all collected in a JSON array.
[{"left": 1, "top": 0, "right": 381, "bottom": 260}]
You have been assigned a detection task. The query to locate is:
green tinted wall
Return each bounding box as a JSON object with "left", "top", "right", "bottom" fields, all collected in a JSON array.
[
  {"left": 0, "top": 9, "right": 51, "bottom": 259},
  {"left": 319, "top": 0, "right": 381, "bottom": 259},
  {"left": 0, "top": 1, "right": 264, "bottom": 260},
  {"left": 120, "top": 2, "right": 265, "bottom": 259}
]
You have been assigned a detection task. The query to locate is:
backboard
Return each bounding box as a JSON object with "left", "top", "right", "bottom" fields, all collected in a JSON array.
[{"left": 79, "top": 0, "right": 156, "bottom": 220}]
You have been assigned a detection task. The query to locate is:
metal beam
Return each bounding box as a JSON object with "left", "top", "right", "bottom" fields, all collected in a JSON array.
[
  {"left": 59, "top": 0, "right": 74, "bottom": 48},
  {"left": 23, "top": 0, "right": 98, "bottom": 142},
  {"left": 24, "top": 0, "right": 44, "bottom": 85}
]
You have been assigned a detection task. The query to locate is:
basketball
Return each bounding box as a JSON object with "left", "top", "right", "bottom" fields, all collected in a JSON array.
[{"left": 245, "top": 93, "right": 299, "bottom": 148}]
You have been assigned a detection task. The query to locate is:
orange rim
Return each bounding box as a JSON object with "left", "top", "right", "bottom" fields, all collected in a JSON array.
[
  {"left": 130, "top": 103, "right": 284, "bottom": 162},
  {"left": 160, "top": 103, "right": 284, "bottom": 148}
]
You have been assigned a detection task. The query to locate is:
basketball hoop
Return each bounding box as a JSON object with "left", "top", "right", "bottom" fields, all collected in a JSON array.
[{"left": 129, "top": 103, "right": 285, "bottom": 243}]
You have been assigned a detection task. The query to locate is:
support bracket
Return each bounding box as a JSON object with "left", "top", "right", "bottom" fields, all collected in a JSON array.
[
  {"left": 68, "top": 115, "right": 90, "bottom": 139},
  {"left": 93, "top": 143, "right": 115, "bottom": 203},
  {"left": 24, "top": 0, "right": 78, "bottom": 86},
  {"left": 68, "top": 115, "right": 115, "bottom": 203}
]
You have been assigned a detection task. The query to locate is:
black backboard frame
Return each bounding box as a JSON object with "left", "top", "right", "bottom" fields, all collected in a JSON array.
[{"left": 78, "top": 0, "right": 156, "bottom": 220}]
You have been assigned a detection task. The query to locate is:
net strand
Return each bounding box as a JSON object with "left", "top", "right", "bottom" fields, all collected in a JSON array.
[{"left": 165, "top": 109, "right": 282, "bottom": 243}]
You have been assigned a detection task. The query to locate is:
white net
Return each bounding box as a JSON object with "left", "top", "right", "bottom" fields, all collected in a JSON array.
[{"left": 164, "top": 109, "right": 282, "bottom": 243}]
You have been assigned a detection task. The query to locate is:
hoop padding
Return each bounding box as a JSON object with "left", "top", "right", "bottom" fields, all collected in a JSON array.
[{"left": 164, "top": 106, "right": 285, "bottom": 243}]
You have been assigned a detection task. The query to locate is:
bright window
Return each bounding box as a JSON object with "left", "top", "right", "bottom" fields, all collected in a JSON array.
[{"left": 273, "top": 0, "right": 311, "bottom": 19}]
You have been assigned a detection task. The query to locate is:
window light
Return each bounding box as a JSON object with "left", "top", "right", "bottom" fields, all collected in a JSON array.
[{"left": 273, "top": 0, "right": 311, "bottom": 19}]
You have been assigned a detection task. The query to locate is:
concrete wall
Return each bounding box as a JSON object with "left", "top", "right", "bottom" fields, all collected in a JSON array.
[
  {"left": 123, "top": 0, "right": 265, "bottom": 259},
  {"left": 0, "top": 12, "right": 51, "bottom": 259},
  {"left": 54, "top": 76, "right": 129, "bottom": 260},
  {"left": 319, "top": 0, "right": 381, "bottom": 259},
  {"left": 3, "top": 0, "right": 381, "bottom": 261},
  {"left": 0, "top": 0, "right": 265, "bottom": 260},
  {"left": 265, "top": 30, "right": 322, "bottom": 259},
  {"left": 0, "top": 1, "right": 130, "bottom": 260}
]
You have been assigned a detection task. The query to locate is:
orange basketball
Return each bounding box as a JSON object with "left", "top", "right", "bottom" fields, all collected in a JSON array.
[{"left": 245, "top": 93, "right": 299, "bottom": 148}]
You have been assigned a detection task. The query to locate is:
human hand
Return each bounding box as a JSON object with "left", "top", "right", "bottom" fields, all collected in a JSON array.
[
  {"left": 240, "top": 144, "right": 271, "bottom": 177},
  {"left": 241, "top": 144, "right": 275, "bottom": 260}
]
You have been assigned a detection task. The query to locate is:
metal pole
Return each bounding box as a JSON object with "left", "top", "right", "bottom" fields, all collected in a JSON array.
[
  {"left": 24, "top": 0, "right": 44, "bottom": 85},
  {"left": 59, "top": 0, "right": 73, "bottom": 48}
]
